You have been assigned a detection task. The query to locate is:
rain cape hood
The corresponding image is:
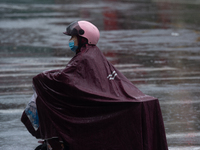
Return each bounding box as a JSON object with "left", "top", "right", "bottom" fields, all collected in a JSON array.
[{"left": 21, "top": 45, "right": 168, "bottom": 150}]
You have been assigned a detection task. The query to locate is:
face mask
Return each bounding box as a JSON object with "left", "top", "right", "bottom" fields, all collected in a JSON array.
[{"left": 69, "top": 40, "right": 78, "bottom": 52}]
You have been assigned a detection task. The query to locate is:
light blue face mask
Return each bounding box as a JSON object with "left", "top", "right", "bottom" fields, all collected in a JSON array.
[{"left": 69, "top": 40, "right": 78, "bottom": 52}]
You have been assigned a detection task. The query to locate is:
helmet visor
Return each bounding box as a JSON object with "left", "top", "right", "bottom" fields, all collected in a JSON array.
[{"left": 64, "top": 21, "right": 82, "bottom": 36}]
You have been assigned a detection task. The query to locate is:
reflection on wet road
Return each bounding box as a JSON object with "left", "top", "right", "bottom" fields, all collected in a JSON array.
[{"left": 0, "top": 0, "right": 200, "bottom": 149}]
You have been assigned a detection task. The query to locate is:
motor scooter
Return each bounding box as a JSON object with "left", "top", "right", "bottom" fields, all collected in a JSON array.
[
  {"left": 35, "top": 140, "right": 47, "bottom": 150},
  {"left": 34, "top": 139, "right": 68, "bottom": 150}
]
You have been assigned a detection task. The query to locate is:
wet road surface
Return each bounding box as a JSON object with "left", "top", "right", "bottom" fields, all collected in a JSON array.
[{"left": 0, "top": 0, "right": 200, "bottom": 149}]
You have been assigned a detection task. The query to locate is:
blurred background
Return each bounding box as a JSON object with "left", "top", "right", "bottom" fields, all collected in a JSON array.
[{"left": 0, "top": 0, "right": 200, "bottom": 149}]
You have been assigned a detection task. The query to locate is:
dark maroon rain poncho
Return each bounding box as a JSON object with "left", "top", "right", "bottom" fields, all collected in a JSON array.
[{"left": 21, "top": 45, "right": 168, "bottom": 150}]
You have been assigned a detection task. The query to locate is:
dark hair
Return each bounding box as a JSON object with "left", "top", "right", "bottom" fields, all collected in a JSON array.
[{"left": 76, "top": 36, "right": 88, "bottom": 53}]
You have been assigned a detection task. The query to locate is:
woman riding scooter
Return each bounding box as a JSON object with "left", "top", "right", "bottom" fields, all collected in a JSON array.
[{"left": 21, "top": 20, "right": 168, "bottom": 150}]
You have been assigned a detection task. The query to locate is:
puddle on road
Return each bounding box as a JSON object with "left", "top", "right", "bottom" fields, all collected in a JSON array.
[{"left": 0, "top": 0, "right": 200, "bottom": 149}]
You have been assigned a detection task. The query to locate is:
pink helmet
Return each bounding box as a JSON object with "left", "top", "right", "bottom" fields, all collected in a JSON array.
[{"left": 63, "top": 21, "right": 100, "bottom": 45}]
